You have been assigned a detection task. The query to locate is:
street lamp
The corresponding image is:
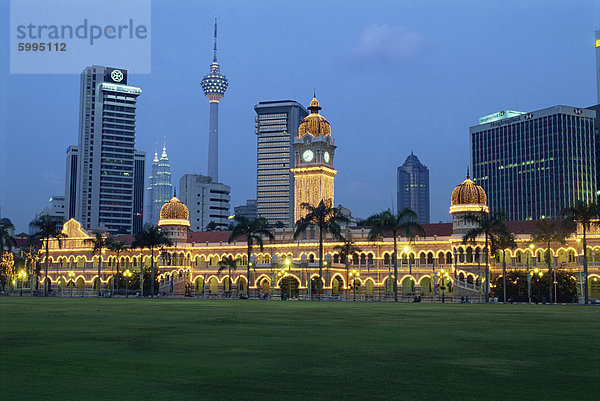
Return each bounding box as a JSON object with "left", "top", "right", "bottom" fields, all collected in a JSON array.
[
  {"left": 123, "top": 269, "right": 133, "bottom": 298},
  {"left": 68, "top": 270, "right": 75, "bottom": 297},
  {"left": 528, "top": 267, "right": 543, "bottom": 303},
  {"left": 526, "top": 244, "right": 535, "bottom": 303},
  {"left": 277, "top": 268, "right": 289, "bottom": 300},
  {"left": 18, "top": 269, "right": 26, "bottom": 296},
  {"left": 349, "top": 268, "right": 360, "bottom": 301},
  {"left": 439, "top": 268, "right": 450, "bottom": 303}
]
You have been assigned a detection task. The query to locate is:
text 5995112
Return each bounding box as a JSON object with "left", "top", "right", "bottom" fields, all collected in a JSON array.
[{"left": 18, "top": 43, "right": 66, "bottom": 51}]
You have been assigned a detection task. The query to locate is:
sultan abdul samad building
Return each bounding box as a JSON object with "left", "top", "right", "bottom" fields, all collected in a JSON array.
[{"left": 40, "top": 97, "right": 600, "bottom": 301}]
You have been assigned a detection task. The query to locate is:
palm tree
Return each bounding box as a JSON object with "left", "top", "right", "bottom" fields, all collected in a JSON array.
[
  {"left": 131, "top": 225, "right": 173, "bottom": 296},
  {"left": 531, "top": 220, "right": 572, "bottom": 303},
  {"left": 462, "top": 211, "right": 511, "bottom": 301},
  {"left": 294, "top": 200, "right": 349, "bottom": 297},
  {"left": 107, "top": 238, "right": 127, "bottom": 294},
  {"left": 495, "top": 232, "right": 517, "bottom": 302},
  {"left": 0, "top": 220, "right": 17, "bottom": 289},
  {"left": 218, "top": 255, "right": 240, "bottom": 296},
  {"left": 228, "top": 216, "right": 274, "bottom": 298},
  {"left": 30, "top": 214, "right": 65, "bottom": 296},
  {"left": 365, "top": 208, "right": 424, "bottom": 302},
  {"left": 89, "top": 233, "right": 110, "bottom": 296},
  {"left": 562, "top": 201, "right": 599, "bottom": 304},
  {"left": 333, "top": 238, "right": 362, "bottom": 296}
]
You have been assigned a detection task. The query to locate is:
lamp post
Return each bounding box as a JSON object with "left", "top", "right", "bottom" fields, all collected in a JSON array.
[
  {"left": 277, "top": 268, "right": 289, "bottom": 300},
  {"left": 68, "top": 270, "right": 75, "bottom": 297},
  {"left": 349, "top": 268, "right": 360, "bottom": 301},
  {"left": 528, "top": 268, "right": 543, "bottom": 303},
  {"left": 124, "top": 269, "right": 133, "bottom": 298},
  {"left": 18, "top": 269, "right": 26, "bottom": 296},
  {"left": 439, "top": 268, "right": 450, "bottom": 303}
]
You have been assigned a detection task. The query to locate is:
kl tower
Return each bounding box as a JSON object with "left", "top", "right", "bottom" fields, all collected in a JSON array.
[{"left": 200, "top": 17, "right": 228, "bottom": 182}]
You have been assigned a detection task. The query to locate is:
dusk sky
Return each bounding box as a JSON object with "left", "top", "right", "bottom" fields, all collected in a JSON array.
[{"left": 1, "top": 0, "right": 599, "bottom": 233}]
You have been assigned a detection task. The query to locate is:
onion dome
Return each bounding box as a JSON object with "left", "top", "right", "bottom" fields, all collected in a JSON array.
[
  {"left": 298, "top": 96, "right": 331, "bottom": 138},
  {"left": 450, "top": 171, "right": 489, "bottom": 214},
  {"left": 158, "top": 195, "right": 190, "bottom": 227}
]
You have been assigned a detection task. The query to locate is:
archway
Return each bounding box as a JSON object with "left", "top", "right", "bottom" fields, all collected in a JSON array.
[
  {"left": 365, "top": 279, "right": 374, "bottom": 297},
  {"left": 421, "top": 277, "right": 432, "bottom": 296},
  {"left": 237, "top": 276, "right": 247, "bottom": 294},
  {"left": 401, "top": 277, "right": 415, "bottom": 295},
  {"left": 332, "top": 276, "right": 343, "bottom": 295},
  {"left": 589, "top": 276, "right": 600, "bottom": 298},
  {"left": 260, "top": 278, "right": 271, "bottom": 297},
  {"left": 195, "top": 277, "right": 204, "bottom": 294},
  {"left": 76, "top": 277, "right": 85, "bottom": 292},
  {"left": 280, "top": 276, "right": 299, "bottom": 299},
  {"left": 208, "top": 277, "right": 218, "bottom": 294}
]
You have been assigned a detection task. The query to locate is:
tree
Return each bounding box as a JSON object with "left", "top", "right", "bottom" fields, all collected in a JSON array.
[
  {"left": 333, "top": 238, "right": 362, "bottom": 296},
  {"left": 88, "top": 233, "right": 111, "bottom": 296},
  {"left": 495, "top": 232, "right": 517, "bottom": 302},
  {"left": 107, "top": 238, "right": 127, "bottom": 293},
  {"left": 294, "top": 200, "right": 349, "bottom": 297},
  {"left": 30, "top": 214, "right": 65, "bottom": 296},
  {"left": 462, "top": 211, "right": 512, "bottom": 301},
  {"left": 229, "top": 215, "right": 274, "bottom": 298},
  {"left": 218, "top": 255, "right": 240, "bottom": 296},
  {"left": 562, "top": 200, "right": 599, "bottom": 304},
  {"left": 131, "top": 225, "right": 173, "bottom": 296},
  {"left": 530, "top": 219, "right": 572, "bottom": 304},
  {"left": 365, "top": 208, "right": 424, "bottom": 302},
  {"left": 205, "top": 221, "right": 220, "bottom": 231},
  {"left": 0, "top": 220, "right": 17, "bottom": 290}
]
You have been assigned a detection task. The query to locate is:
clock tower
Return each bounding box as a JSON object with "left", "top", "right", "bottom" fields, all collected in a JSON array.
[{"left": 291, "top": 96, "right": 337, "bottom": 221}]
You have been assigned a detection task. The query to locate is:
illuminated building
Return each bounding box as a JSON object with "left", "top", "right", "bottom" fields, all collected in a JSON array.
[
  {"left": 178, "top": 174, "right": 230, "bottom": 231},
  {"left": 596, "top": 30, "right": 600, "bottom": 103},
  {"left": 36, "top": 196, "right": 66, "bottom": 227},
  {"left": 200, "top": 18, "right": 228, "bottom": 182},
  {"left": 70, "top": 65, "right": 145, "bottom": 234},
  {"left": 145, "top": 144, "right": 173, "bottom": 226},
  {"left": 38, "top": 174, "right": 600, "bottom": 300},
  {"left": 471, "top": 106, "right": 597, "bottom": 221},
  {"left": 291, "top": 96, "right": 336, "bottom": 221},
  {"left": 397, "top": 153, "right": 430, "bottom": 224},
  {"left": 254, "top": 100, "right": 308, "bottom": 227}
]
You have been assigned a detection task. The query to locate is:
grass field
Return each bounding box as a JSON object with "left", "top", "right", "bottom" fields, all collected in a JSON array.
[{"left": 1, "top": 299, "right": 599, "bottom": 400}]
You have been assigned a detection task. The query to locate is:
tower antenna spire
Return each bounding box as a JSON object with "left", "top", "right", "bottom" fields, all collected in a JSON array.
[{"left": 213, "top": 17, "right": 218, "bottom": 63}]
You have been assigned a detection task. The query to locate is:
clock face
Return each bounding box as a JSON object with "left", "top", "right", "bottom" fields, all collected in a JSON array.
[
  {"left": 324, "top": 151, "right": 330, "bottom": 163},
  {"left": 302, "top": 150, "right": 314, "bottom": 162}
]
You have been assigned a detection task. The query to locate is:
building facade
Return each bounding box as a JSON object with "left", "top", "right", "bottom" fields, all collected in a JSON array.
[
  {"left": 178, "top": 174, "right": 231, "bottom": 231},
  {"left": 145, "top": 145, "right": 173, "bottom": 226},
  {"left": 254, "top": 100, "right": 308, "bottom": 226},
  {"left": 72, "top": 65, "right": 145, "bottom": 234},
  {"left": 200, "top": 18, "right": 228, "bottom": 182},
  {"left": 397, "top": 152, "right": 430, "bottom": 224},
  {"left": 37, "top": 176, "right": 600, "bottom": 301},
  {"left": 471, "top": 105, "right": 597, "bottom": 221},
  {"left": 38, "top": 195, "right": 66, "bottom": 227},
  {"left": 291, "top": 96, "right": 336, "bottom": 221},
  {"left": 233, "top": 199, "right": 257, "bottom": 220}
]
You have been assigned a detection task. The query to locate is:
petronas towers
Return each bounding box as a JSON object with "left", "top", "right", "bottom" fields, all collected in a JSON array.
[{"left": 145, "top": 144, "right": 173, "bottom": 225}]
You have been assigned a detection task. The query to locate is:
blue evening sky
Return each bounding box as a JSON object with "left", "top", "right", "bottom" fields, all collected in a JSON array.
[{"left": 1, "top": 0, "right": 599, "bottom": 233}]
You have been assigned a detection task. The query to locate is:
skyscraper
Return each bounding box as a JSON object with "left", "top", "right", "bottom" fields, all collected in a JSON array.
[
  {"left": 471, "top": 105, "right": 597, "bottom": 221},
  {"left": 145, "top": 144, "right": 173, "bottom": 226},
  {"left": 73, "top": 65, "right": 144, "bottom": 234},
  {"left": 64, "top": 145, "right": 78, "bottom": 220},
  {"left": 200, "top": 18, "right": 228, "bottom": 182},
  {"left": 133, "top": 150, "right": 146, "bottom": 234},
  {"left": 179, "top": 174, "right": 231, "bottom": 231},
  {"left": 254, "top": 100, "right": 308, "bottom": 227},
  {"left": 397, "top": 153, "right": 430, "bottom": 224},
  {"left": 595, "top": 30, "right": 599, "bottom": 103}
]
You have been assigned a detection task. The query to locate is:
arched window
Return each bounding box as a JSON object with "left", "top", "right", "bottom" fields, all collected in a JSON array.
[
  {"left": 446, "top": 252, "right": 452, "bottom": 264},
  {"left": 384, "top": 253, "right": 390, "bottom": 265},
  {"left": 427, "top": 252, "right": 434, "bottom": 265},
  {"left": 333, "top": 254, "right": 340, "bottom": 263},
  {"left": 360, "top": 254, "right": 366, "bottom": 265}
]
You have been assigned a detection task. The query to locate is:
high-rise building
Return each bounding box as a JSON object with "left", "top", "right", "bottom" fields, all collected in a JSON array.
[
  {"left": 291, "top": 96, "right": 336, "bottom": 222},
  {"left": 38, "top": 195, "right": 66, "bottom": 227},
  {"left": 145, "top": 144, "right": 173, "bottom": 226},
  {"left": 200, "top": 18, "right": 228, "bottom": 182},
  {"left": 179, "top": 174, "right": 231, "bottom": 231},
  {"left": 233, "top": 199, "right": 257, "bottom": 220},
  {"left": 133, "top": 150, "right": 146, "bottom": 234},
  {"left": 64, "top": 145, "right": 78, "bottom": 220},
  {"left": 397, "top": 152, "right": 430, "bottom": 224},
  {"left": 471, "top": 105, "right": 597, "bottom": 221},
  {"left": 254, "top": 100, "right": 308, "bottom": 227},
  {"left": 74, "top": 65, "right": 144, "bottom": 234},
  {"left": 595, "top": 30, "right": 599, "bottom": 103}
]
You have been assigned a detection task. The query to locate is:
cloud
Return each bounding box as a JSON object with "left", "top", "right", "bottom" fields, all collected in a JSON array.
[{"left": 349, "top": 24, "right": 428, "bottom": 67}]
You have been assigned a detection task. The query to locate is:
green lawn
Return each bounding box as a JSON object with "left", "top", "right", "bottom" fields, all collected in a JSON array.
[{"left": 1, "top": 299, "right": 598, "bottom": 400}]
